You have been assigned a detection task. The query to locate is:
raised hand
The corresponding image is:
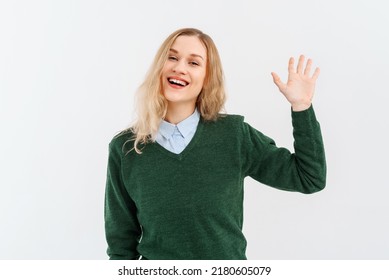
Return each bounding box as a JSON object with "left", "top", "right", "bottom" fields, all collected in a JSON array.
[{"left": 271, "top": 55, "right": 320, "bottom": 111}]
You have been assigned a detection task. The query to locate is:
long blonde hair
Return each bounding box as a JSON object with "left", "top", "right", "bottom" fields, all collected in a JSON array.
[{"left": 128, "top": 28, "right": 226, "bottom": 154}]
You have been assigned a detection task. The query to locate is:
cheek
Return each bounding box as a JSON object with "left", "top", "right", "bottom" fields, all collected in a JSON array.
[
  {"left": 194, "top": 71, "right": 206, "bottom": 88},
  {"left": 161, "top": 64, "right": 169, "bottom": 75}
]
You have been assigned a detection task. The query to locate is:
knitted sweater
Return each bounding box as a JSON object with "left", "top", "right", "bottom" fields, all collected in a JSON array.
[{"left": 104, "top": 105, "right": 326, "bottom": 260}]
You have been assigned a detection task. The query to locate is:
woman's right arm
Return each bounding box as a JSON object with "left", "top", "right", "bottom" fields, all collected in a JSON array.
[{"left": 104, "top": 141, "right": 142, "bottom": 260}]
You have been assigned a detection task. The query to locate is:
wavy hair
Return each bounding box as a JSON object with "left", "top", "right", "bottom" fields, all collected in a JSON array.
[{"left": 127, "top": 28, "right": 226, "bottom": 154}]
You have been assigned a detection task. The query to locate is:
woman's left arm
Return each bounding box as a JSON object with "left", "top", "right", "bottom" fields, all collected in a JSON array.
[
  {"left": 242, "top": 55, "right": 326, "bottom": 193},
  {"left": 242, "top": 106, "right": 326, "bottom": 194}
]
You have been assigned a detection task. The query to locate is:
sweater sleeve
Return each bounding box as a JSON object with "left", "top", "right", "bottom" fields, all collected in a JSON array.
[
  {"left": 242, "top": 105, "right": 326, "bottom": 194},
  {"left": 104, "top": 140, "right": 142, "bottom": 259}
]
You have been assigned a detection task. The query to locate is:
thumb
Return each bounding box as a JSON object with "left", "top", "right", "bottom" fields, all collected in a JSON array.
[
  {"left": 271, "top": 72, "right": 284, "bottom": 89},
  {"left": 271, "top": 72, "right": 287, "bottom": 94}
]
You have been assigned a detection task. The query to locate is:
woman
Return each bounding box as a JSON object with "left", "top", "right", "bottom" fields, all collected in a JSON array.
[{"left": 104, "top": 28, "right": 326, "bottom": 260}]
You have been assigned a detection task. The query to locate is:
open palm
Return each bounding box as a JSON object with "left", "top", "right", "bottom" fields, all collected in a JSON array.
[{"left": 271, "top": 55, "right": 320, "bottom": 111}]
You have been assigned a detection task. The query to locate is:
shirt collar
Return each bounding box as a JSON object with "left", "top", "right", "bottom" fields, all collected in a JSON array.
[
  {"left": 176, "top": 109, "right": 200, "bottom": 138},
  {"left": 158, "top": 109, "right": 200, "bottom": 140}
]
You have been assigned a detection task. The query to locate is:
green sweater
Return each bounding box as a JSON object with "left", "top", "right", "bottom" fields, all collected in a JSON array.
[{"left": 104, "top": 105, "right": 326, "bottom": 260}]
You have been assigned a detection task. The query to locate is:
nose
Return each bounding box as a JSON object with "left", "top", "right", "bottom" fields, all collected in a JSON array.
[{"left": 172, "top": 60, "right": 187, "bottom": 74}]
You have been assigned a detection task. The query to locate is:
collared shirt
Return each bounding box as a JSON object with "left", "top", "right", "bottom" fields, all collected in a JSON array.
[{"left": 156, "top": 109, "right": 200, "bottom": 154}]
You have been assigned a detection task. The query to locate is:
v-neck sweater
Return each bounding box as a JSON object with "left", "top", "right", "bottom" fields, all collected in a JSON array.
[{"left": 104, "top": 105, "right": 326, "bottom": 260}]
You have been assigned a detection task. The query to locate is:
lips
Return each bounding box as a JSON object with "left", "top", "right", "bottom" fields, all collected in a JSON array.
[{"left": 167, "top": 77, "right": 189, "bottom": 87}]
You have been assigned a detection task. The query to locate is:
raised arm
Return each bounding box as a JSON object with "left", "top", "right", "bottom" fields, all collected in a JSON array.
[{"left": 242, "top": 55, "right": 326, "bottom": 193}]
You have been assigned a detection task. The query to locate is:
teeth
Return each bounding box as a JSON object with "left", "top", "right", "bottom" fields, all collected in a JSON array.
[{"left": 168, "top": 78, "right": 188, "bottom": 86}]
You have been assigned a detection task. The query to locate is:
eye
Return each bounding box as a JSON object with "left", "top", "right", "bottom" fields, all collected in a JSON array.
[
  {"left": 190, "top": 61, "right": 199, "bottom": 66},
  {"left": 168, "top": 56, "right": 178, "bottom": 61}
]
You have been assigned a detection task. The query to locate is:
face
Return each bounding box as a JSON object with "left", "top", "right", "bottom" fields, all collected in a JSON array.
[{"left": 162, "top": 35, "right": 207, "bottom": 108}]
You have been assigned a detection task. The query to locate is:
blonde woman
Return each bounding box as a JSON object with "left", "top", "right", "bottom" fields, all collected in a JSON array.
[{"left": 104, "top": 28, "right": 326, "bottom": 260}]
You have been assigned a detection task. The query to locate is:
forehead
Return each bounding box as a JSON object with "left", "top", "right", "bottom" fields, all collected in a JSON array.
[{"left": 170, "top": 36, "right": 207, "bottom": 58}]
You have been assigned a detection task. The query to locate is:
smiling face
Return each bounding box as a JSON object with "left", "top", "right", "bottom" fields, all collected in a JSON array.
[{"left": 162, "top": 35, "right": 207, "bottom": 111}]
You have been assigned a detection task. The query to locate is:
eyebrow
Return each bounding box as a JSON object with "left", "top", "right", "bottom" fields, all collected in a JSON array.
[{"left": 169, "top": 48, "right": 204, "bottom": 61}]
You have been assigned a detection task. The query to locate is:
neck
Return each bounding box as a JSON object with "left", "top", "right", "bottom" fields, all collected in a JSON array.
[{"left": 164, "top": 103, "right": 196, "bottom": 125}]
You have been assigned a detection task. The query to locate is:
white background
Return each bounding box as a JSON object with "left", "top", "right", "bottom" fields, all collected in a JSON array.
[{"left": 1, "top": 0, "right": 388, "bottom": 259}]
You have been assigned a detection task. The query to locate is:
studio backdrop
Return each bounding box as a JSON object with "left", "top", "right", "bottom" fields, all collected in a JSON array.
[{"left": 1, "top": 0, "right": 388, "bottom": 259}]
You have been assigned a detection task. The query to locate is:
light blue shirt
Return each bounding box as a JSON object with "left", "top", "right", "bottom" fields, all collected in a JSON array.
[{"left": 156, "top": 109, "right": 200, "bottom": 154}]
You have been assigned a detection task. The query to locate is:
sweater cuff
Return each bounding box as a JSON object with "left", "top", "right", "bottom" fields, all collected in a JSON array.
[{"left": 291, "top": 104, "right": 318, "bottom": 129}]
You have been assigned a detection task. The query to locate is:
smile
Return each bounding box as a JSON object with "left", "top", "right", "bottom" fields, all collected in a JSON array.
[{"left": 168, "top": 77, "right": 189, "bottom": 87}]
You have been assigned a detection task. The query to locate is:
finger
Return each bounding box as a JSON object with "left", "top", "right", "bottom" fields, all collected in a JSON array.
[
  {"left": 288, "top": 57, "right": 295, "bottom": 73},
  {"left": 297, "top": 54, "right": 305, "bottom": 74},
  {"left": 312, "top": 67, "right": 320, "bottom": 80},
  {"left": 271, "top": 72, "right": 285, "bottom": 90},
  {"left": 304, "top": 58, "right": 312, "bottom": 76}
]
